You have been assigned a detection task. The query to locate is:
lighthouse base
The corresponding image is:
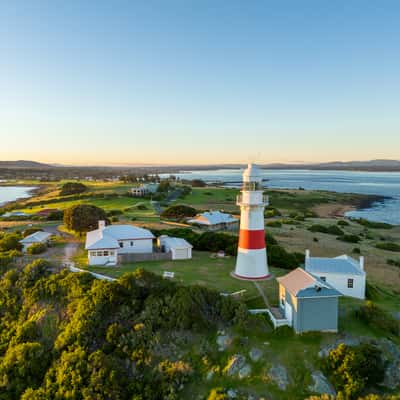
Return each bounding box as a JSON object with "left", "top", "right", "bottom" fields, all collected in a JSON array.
[
  {"left": 230, "top": 271, "right": 272, "bottom": 281},
  {"left": 233, "top": 247, "right": 270, "bottom": 281}
]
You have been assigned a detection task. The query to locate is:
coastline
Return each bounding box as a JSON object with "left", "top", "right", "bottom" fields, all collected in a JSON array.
[{"left": 0, "top": 184, "right": 43, "bottom": 210}]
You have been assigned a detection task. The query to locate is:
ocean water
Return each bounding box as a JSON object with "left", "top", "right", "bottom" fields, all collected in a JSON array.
[
  {"left": 165, "top": 169, "right": 400, "bottom": 225},
  {"left": 0, "top": 186, "right": 36, "bottom": 206}
]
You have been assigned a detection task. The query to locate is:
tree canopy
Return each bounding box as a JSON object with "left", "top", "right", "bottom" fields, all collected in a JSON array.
[{"left": 63, "top": 204, "right": 108, "bottom": 234}]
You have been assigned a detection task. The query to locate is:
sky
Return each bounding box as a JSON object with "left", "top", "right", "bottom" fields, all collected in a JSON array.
[{"left": 1, "top": 0, "right": 399, "bottom": 166}]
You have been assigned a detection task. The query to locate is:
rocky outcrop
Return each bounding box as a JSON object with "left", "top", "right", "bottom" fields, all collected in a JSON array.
[
  {"left": 268, "top": 364, "right": 290, "bottom": 390},
  {"left": 308, "top": 371, "right": 336, "bottom": 396},
  {"left": 216, "top": 333, "right": 233, "bottom": 351},
  {"left": 249, "top": 347, "right": 263, "bottom": 362}
]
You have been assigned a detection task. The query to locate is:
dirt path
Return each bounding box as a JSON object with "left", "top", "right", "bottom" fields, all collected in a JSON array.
[{"left": 253, "top": 281, "right": 270, "bottom": 308}]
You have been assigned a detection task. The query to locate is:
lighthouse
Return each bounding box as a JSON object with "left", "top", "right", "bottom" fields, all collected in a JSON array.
[{"left": 232, "top": 163, "right": 271, "bottom": 280}]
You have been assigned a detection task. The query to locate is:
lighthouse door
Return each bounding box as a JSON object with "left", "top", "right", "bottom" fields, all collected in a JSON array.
[{"left": 284, "top": 302, "right": 293, "bottom": 326}]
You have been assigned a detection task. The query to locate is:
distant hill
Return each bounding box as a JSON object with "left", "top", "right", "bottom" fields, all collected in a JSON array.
[{"left": 0, "top": 160, "right": 51, "bottom": 168}]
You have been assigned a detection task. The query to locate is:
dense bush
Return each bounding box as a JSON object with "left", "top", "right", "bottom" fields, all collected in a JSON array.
[
  {"left": 355, "top": 301, "right": 399, "bottom": 336},
  {"left": 191, "top": 179, "right": 206, "bottom": 187},
  {"left": 337, "top": 234, "right": 361, "bottom": 243},
  {"left": 0, "top": 266, "right": 247, "bottom": 399},
  {"left": 375, "top": 242, "right": 400, "bottom": 252},
  {"left": 160, "top": 205, "right": 197, "bottom": 220},
  {"left": 64, "top": 204, "right": 109, "bottom": 234},
  {"left": 266, "top": 220, "right": 282, "bottom": 228},
  {"left": 0, "top": 233, "right": 22, "bottom": 252},
  {"left": 46, "top": 209, "right": 64, "bottom": 221},
  {"left": 337, "top": 220, "right": 350, "bottom": 226},
  {"left": 59, "top": 182, "right": 88, "bottom": 196},
  {"left": 322, "top": 343, "right": 385, "bottom": 399},
  {"left": 26, "top": 243, "right": 47, "bottom": 255},
  {"left": 107, "top": 209, "right": 123, "bottom": 216},
  {"left": 308, "top": 224, "right": 344, "bottom": 236},
  {"left": 387, "top": 258, "right": 400, "bottom": 268},
  {"left": 354, "top": 218, "right": 393, "bottom": 229}
]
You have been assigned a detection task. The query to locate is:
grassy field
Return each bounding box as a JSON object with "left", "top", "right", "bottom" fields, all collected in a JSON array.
[{"left": 80, "top": 250, "right": 287, "bottom": 307}]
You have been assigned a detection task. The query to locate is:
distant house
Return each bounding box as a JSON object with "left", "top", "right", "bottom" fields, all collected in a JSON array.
[
  {"left": 36, "top": 208, "right": 61, "bottom": 217},
  {"left": 20, "top": 231, "right": 52, "bottom": 252},
  {"left": 187, "top": 211, "right": 239, "bottom": 231},
  {"left": 131, "top": 183, "right": 159, "bottom": 197},
  {"left": 2, "top": 211, "right": 29, "bottom": 218},
  {"left": 304, "top": 250, "right": 366, "bottom": 299},
  {"left": 271, "top": 268, "right": 342, "bottom": 334},
  {"left": 85, "top": 221, "right": 155, "bottom": 266},
  {"left": 157, "top": 235, "right": 192, "bottom": 260}
]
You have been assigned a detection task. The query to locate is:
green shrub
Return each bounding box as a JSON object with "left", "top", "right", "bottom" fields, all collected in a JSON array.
[
  {"left": 322, "top": 343, "right": 384, "bottom": 399},
  {"left": 0, "top": 233, "right": 22, "bottom": 252},
  {"left": 355, "top": 301, "right": 399, "bottom": 335},
  {"left": 266, "top": 220, "right": 282, "bottom": 228},
  {"left": 387, "top": 258, "right": 400, "bottom": 268},
  {"left": 353, "top": 218, "right": 393, "bottom": 229},
  {"left": 26, "top": 243, "right": 47, "bottom": 255},
  {"left": 136, "top": 204, "right": 148, "bottom": 210},
  {"left": 308, "top": 224, "right": 344, "bottom": 236},
  {"left": 111, "top": 216, "right": 119, "bottom": 222},
  {"left": 59, "top": 182, "right": 87, "bottom": 196},
  {"left": 337, "top": 234, "right": 360, "bottom": 243},
  {"left": 107, "top": 209, "right": 123, "bottom": 216},
  {"left": 352, "top": 247, "right": 361, "bottom": 254},
  {"left": 337, "top": 220, "right": 350, "bottom": 226},
  {"left": 375, "top": 242, "right": 400, "bottom": 252},
  {"left": 160, "top": 205, "right": 197, "bottom": 220}
]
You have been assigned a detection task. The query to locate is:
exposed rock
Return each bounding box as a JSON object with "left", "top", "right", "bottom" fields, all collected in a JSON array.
[
  {"left": 227, "top": 388, "right": 238, "bottom": 398},
  {"left": 217, "top": 334, "right": 233, "bottom": 351},
  {"left": 238, "top": 364, "right": 252, "bottom": 379},
  {"left": 308, "top": 371, "right": 336, "bottom": 396},
  {"left": 268, "top": 364, "right": 289, "bottom": 390},
  {"left": 318, "top": 335, "right": 363, "bottom": 358},
  {"left": 383, "top": 361, "right": 400, "bottom": 390},
  {"left": 249, "top": 347, "right": 263, "bottom": 362},
  {"left": 224, "top": 354, "right": 246, "bottom": 376},
  {"left": 206, "top": 369, "right": 214, "bottom": 381}
]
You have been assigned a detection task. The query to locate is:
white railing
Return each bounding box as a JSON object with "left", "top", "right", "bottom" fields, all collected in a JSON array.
[
  {"left": 266, "top": 309, "right": 289, "bottom": 329},
  {"left": 236, "top": 194, "right": 269, "bottom": 206},
  {"left": 66, "top": 263, "right": 116, "bottom": 282}
]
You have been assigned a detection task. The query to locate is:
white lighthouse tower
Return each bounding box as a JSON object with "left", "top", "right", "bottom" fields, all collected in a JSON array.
[{"left": 232, "top": 163, "right": 271, "bottom": 280}]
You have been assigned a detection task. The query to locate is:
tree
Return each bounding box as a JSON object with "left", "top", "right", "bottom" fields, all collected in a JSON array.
[
  {"left": 0, "top": 342, "right": 48, "bottom": 399},
  {"left": 59, "top": 182, "right": 87, "bottom": 196},
  {"left": 160, "top": 205, "right": 197, "bottom": 220},
  {"left": 64, "top": 204, "right": 108, "bottom": 234},
  {"left": 0, "top": 233, "right": 22, "bottom": 252}
]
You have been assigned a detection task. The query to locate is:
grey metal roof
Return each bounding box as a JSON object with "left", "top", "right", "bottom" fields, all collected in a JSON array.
[
  {"left": 277, "top": 268, "right": 342, "bottom": 299},
  {"left": 306, "top": 256, "right": 364, "bottom": 276}
]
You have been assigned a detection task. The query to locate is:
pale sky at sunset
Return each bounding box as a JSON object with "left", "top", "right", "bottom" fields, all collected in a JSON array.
[{"left": 1, "top": 1, "right": 399, "bottom": 165}]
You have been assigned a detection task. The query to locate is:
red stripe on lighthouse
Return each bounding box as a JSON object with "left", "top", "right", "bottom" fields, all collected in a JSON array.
[{"left": 238, "top": 229, "right": 265, "bottom": 250}]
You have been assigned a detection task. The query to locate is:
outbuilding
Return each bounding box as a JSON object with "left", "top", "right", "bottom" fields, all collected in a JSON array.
[
  {"left": 85, "top": 221, "right": 154, "bottom": 266},
  {"left": 157, "top": 235, "right": 192, "bottom": 260},
  {"left": 187, "top": 211, "right": 239, "bottom": 231},
  {"left": 276, "top": 268, "right": 342, "bottom": 334},
  {"left": 20, "top": 231, "right": 52, "bottom": 252},
  {"left": 304, "top": 250, "right": 366, "bottom": 299}
]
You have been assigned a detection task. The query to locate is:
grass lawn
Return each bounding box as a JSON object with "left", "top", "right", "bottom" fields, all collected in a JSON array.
[
  {"left": 181, "top": 188, "right": 239, "bottom": 213},
  {"left": 84, "top": 250, "right": 288, "bottom": 306}
]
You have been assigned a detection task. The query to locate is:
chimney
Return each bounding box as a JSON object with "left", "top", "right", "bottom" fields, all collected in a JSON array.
[
  {"left": 359, "top": 256, "right": 364, "bottom": 270},
  {"left": 98, "top": 220, "right": 106, "bottom": 231}
]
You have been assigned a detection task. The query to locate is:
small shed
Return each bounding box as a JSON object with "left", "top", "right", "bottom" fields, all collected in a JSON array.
[
  {"left": 276, "top": 268, "right": 342, "bottom": 334},
  {"left": 20, "top": 231, "right": 52, "bottom": 252},
  {"left": 187, "top": 211, "right": 238, "bottom": 231},
  {"left": 157, "top": 235, "right": 192, "bottom": 260}
]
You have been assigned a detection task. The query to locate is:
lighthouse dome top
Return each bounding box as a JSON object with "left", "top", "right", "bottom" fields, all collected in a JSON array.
[{"left": 243, "top": 163, "right": 263, "bottom": 183}]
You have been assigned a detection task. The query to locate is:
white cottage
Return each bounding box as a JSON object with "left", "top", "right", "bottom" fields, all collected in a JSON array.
[
  {"left": 304, "top": 250, "right": 366, "bottom": 299},
  {"left": 187, "top": 211, "right": 238, "bottom": 231},
  {"left": 85, "top": 221, "right": 154, "bottom": 266},
  {"left": 20, "top": 231, "right": 52, "bottom": 252},
  {"left": 157, "top": 235, "right": 192, "bottom": 260}
]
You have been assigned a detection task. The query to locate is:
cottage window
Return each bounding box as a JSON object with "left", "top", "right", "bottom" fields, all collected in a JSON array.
[
  {"left": 320, "top": 276, "right": 326, "bottom": 282},
  {"left": 130, "top": 241, "right": 134, "bottom": 246},
  {"left": 96, "top": 251, "right": 103, "bottom": 256},
  {"left": 347, "top": 278, "right": 354, "bottom": 288},
  {"left": 119, "top": 242, "right": 124, "bottom": 248},
  {"left": 91, "top": 252, "right": 96, "bottom": 257},
  {"left": 103, "top": 251, "right": 109, "bottom": 256},
  {"left": 110, "top": 251, "right": 114, "bottom": 256}
]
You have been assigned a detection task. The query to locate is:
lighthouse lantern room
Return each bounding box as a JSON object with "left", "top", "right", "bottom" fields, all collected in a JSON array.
[{"left": 232, "top": 163, "right": 271, "bottom": 280}]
